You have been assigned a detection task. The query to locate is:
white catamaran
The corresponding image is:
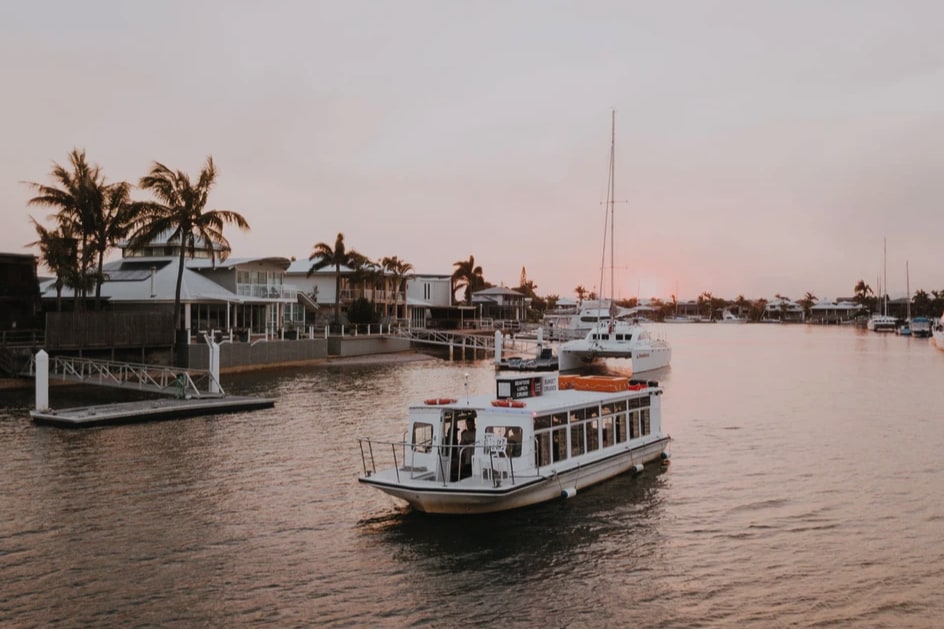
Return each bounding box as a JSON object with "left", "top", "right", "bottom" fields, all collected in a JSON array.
[
  {"left": 357, "top": 371, "right": 671, "bottom": 514},
  {"left": 558, "top": 112, "right": 672, "bottom": 374}
]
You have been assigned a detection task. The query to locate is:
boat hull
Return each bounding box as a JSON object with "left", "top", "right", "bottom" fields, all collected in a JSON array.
[
  {"left": 359, "top": 437, "right": 669, "bottom": 515},
  {"left": 558, "top": 344, "right": 672, "bottom": 374}
]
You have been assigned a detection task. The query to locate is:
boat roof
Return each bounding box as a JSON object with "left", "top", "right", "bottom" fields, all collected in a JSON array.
[{"left": 411, "top": 372, "right": 657, "bottom": 416}]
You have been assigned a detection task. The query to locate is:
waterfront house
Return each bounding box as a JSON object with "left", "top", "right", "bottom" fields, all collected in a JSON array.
[
  {"left": 38, "top": 235, "right": 298, "bottom": 350},
  {"left": 472, "top": 286, "right": 528, "bottom": 327},
  {"left": 808, "top": 299, "right": 866, "bottom": 324},
  {"left": 763, "top": 297, "right": 805, "bottom": 322}
]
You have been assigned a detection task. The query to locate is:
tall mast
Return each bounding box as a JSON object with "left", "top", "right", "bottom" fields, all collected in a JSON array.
[
  {"left": 906, "top": 259, "right": 911, "bottom": 320},
  {"left": 609, "top": 109, "right": 616, "bottom": 315},
  {"left": 883, "top": 237, "right": 887, "bottom": 316}
]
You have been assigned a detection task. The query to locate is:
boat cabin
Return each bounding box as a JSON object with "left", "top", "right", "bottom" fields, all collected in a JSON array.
[{"left": 400, "top": 373, "right": 660, "bottom": 486}]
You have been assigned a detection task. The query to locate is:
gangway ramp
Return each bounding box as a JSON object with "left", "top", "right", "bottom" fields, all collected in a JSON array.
[
  {"left": 26, "top": 355, "right": 223, "bottom": 399},
  {"left": 393, "top": 328, "right": 542, "bottom": 360}
]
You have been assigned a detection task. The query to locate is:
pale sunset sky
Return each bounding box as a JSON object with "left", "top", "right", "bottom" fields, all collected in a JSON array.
[{"left": 2, "top": 1, "right": 943, "bottom": 302}]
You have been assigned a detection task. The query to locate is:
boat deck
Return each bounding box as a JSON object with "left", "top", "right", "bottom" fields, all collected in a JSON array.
[{"left": 30, "top": 395, "right": 275, "bottom": 428}]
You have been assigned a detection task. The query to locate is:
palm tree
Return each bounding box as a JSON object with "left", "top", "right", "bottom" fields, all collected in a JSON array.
[
  {"left": 86, "top": 181, "right": 135, "bottom": 307},
  {"left": 451, "top": 255, "right": 484, "bottom": 304},
  {"left": 129, "top": 156, "right": 249, "bottom": 334},
  {"left": 575, "top": 285, "right": 588, "bottom": 304},
  {"left": 24, "top": 149, "right": 106, "bottom": 307},
  {"left": 27, "top": 218, "right": 79, "bottom": 312},
  {"left": 308, "top": 233, "right": 365, "bottom": 326},
  {"left": 854, "top": 280, "right": 873, "bottom": 309},
  {"left": 798, "top": 291, "right": 817, "bottom": 320},
  {"left": 381, "top": 255, "right": 414, "bottom": 321}
]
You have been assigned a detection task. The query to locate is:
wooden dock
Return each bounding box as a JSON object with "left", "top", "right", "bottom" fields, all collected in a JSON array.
[{"left": 30, "top": 395, "right": 275, "bottom": 428}]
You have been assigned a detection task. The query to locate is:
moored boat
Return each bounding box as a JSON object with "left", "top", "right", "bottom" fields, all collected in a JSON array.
[
  {"left": 558, "top": 111, "right": 672, "bottom": 374},
  {"left": 356, "top": 371, "right": 671, "bottom": 514},
  {"left": 558, "top": 319, "right": 672, "bottom": 374},
  {"left": 718, "top": 309, "right": 747, "bottom": 324},
  {"left": 910, "top": 316, "right": 932, "bottom": 338},
  {"left": 867, "top": 314, "right": 898, "bottom": 332},
  {"left": 933, "top": 315, "right": 944, "bottom": 350}
]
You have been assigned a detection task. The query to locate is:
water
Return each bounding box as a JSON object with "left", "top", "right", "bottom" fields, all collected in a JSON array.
[{"left": 2, "top": 324, "right": 943, "bottom": 627}]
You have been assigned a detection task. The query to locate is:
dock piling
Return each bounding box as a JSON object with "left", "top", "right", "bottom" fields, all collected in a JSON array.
[{"left": 35, "top": 350, "right": 49, "bottom": 412}]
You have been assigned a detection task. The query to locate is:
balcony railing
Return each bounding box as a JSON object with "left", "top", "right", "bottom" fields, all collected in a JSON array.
[{"left": 235, "top": 283, "right": 298, "bottom": 301}]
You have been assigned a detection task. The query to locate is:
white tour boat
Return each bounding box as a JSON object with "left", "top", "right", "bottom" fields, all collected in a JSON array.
[{"left": 357, "top": 371, "right": 671, "bottom": 514}]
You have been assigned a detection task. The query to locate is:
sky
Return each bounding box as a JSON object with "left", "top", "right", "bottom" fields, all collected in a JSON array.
[{"left": 3, "top": 1, "right": 943, "bottom": 302}]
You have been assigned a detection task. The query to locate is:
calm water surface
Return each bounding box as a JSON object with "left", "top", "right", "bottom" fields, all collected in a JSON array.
[{"left": 2, "top": 324, "right": 943, "bottom": 627}]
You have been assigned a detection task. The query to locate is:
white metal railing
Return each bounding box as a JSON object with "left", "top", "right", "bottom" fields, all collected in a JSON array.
[
  {"left": 235, "top": 283, "right": 298, "bottom": 300},
  {"left": 357, "top": 438, "right": 518, "bottom": 486},
  {"left": 26, "top": 355, "right": 224, "bottom": 398}
]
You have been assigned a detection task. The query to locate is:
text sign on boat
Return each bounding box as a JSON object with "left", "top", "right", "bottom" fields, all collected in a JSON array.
[{"left": 496, "top": 374, "right": 556, "bottom": 399}]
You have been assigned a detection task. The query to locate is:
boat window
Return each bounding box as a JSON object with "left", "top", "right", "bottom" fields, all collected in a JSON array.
[
  {"left": 629, "top": 397, "right": 641, "bottom": 410},
  {"left": 586, "top": 419, "right": 599, "bottom": 452},
  {"left": 536, "top": 432, "right": 551, "bottom": 467},
  {"left": 570, "top": 423, "right": 585, "bottom": 457},
  {"left": 551, "top": 427, "right": 567, "bottom": 462},
  {"left": 484, "top": 425, "right": 523, "bottom": 458},
  {"left": 614, "top": 413, "right": 627, "bottom": 443},
  {"left": 570, "top": 408, "right": 586, "bottom": 422},
  {"left": 412, "top": 422, "right": 433, "bottom": 453},
  {"left": 534, "top": 414, "right": 551, "bottom": 430},
  {"left": 551, "top": 412, "right": 567, "bottom": 426},
  {"left": 641, "top": 409, "right": 651, "bottom": 436},
  {"left": 629, "top": 411, "right": 640, "bottom": 439},
  {"left": 601, "top": 417, "right": 613, "bottom": 447},
  {"left": 614, "top": 400, "right": 627, "bottom": 412}
]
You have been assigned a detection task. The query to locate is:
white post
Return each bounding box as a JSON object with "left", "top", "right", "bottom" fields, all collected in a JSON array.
[
  {"left": 494, "top": 329, "right": 503, "bottom": 365},
  {"left": 537, "top": 327, "right": 544, "bottom": 357},
  {"left": 208, "top": 339, "right": 221, "bottom": 394},
  {"left": 35, "top": 350, "right": 49, "bottom": 412}
]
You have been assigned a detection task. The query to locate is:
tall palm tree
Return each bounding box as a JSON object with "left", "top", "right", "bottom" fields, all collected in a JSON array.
[
  {"left": 308, "top": 233, "right": 365, "bottom": 326},
  {"left": 381, "top": 255, "right": 414, "bottom": 320},
  {"left": 451, "top": 255, "right": 484, "bottom": 304},
  {"left": 129, "top": 156, "right": 250, "bottom": 333},
  {"left": 27, "top": 218, "right": 79, "bottom": 312},
  {"left": 25, "top": 149, "right": 106, "bottom": 307},
  {"left": 86, "top": 181, "right": 135, "bottom": 307},
  {"left": 799, "top": 291, "right": 817, "bottom": 320}
]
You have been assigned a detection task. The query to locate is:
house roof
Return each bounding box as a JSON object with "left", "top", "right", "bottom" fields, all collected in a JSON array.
[
  {"left": 473, "top": 287, "right": 525, "bottom": 297},
  {"left": 40, "top": 258, "right": 245, "bottom": 303},
  {"left": 187, "top": 256, "right": 291, "bottom": 271},
  {"left": 285, "top": 259, "right": 358, "bottom": 275}
]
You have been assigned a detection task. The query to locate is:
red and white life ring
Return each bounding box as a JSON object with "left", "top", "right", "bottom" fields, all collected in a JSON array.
[
  {"left": 491, "top": 399, "right": 526, "bottom": 408},
  {"left": 424, "top": 398, "right": 457, "bottom": 405}
]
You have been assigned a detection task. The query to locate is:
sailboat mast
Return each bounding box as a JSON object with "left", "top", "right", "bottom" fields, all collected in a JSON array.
[
  {"left": 906, "top": 259, "right": 911, "bottom": 320},
  {"left": 883, "top": 237, "right": 887, "bottom": 316},
  {"left": 609, "top": 109, "right": 616, "bottom": 312}
]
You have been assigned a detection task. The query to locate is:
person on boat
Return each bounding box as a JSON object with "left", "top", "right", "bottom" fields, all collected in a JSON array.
[
  {"left": 506, "top": 427, "right": 522, "bottom": 457},
  {"left": 459, "top": 417, "right": 476, "bottom": 478}
]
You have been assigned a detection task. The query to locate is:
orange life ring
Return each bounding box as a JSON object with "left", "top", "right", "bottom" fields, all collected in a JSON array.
[
  {"left": 424, "top": 398, "right": 457, "bottom": 405},
  {"left": 491, "top": 399, "right": 526, "bottom": 408}
]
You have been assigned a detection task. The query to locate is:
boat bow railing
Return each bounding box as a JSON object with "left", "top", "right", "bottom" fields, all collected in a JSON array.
[{"left": 358, "top": 437, "right": 519, "bottom": 487}]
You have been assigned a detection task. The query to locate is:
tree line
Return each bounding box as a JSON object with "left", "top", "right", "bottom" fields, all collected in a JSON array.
[{"left": 26, "top": 150, "right": 944, "bottom": 330}]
